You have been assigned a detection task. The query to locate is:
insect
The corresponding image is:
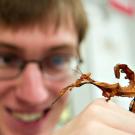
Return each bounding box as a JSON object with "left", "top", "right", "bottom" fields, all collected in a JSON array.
[{"left": 50, "top": 64, "right": 135, "bottom": 113}]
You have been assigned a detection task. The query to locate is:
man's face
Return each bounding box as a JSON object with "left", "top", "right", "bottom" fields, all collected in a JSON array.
[{"left": 0, "top": 22, "right": 78, "bottom": 135}]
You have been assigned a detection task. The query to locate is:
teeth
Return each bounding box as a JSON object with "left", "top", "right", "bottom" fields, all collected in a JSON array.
[{"left": 12, "top": 112, "right": 44, "bottom": 122}]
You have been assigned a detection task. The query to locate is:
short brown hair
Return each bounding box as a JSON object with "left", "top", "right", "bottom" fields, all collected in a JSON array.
[{"left": 0, "top": 0, "right": 88, "bottom": 43}]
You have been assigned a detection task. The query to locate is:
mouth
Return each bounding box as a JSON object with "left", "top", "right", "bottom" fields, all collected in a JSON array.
[{"left": 6, "top": 107, "right": 51, "bottom": 123}]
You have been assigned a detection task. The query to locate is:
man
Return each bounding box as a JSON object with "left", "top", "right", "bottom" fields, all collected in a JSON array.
[{"left": 0, "top": 0, "right": 134, "bottom": 135}]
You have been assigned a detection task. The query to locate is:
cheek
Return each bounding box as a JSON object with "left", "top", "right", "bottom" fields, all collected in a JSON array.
[
  {"left": 0, "top": 81, "right": 16, "bottom": 97},
  {"left": 45, "top": 80, "right": 69, "bottom": 112},
  {"left": 49, "top": 80, "right": 68, "bottom": 107},
  {"left": 45, "top": 78, "right": 75, "bottom": 93}
]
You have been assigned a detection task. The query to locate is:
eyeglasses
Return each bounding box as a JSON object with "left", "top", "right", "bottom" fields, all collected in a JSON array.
[{"left": 0, "top": 52, "right": 79, "bottom": 81}]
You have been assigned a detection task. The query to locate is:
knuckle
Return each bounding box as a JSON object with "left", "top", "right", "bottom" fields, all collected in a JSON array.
[
  {"left": 86, "top": 120, "right": 103, "bottom": 135},
  {"left": 91, "top": 98, "right": 103, "bottom": 105},
  {"left": 87, "top": 99, "right": 104, "bottom": 115}
]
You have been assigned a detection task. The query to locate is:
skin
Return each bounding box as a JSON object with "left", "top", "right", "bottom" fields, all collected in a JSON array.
[
  {"left": 55, "top": 98, "right": 135, "bottom": 135},
  {"left": 0, "top": 20, "right": 78, "bottom": 135},
  {"left": 0, "top": 12, "right": 134, "bottom": 135}
]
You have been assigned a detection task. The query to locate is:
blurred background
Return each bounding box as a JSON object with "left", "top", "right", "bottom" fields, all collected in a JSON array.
[{"left": 58, "top": 0, "right": 135, "bottom": 126}]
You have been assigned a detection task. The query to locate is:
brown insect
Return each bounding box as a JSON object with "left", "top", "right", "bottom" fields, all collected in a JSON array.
[{"left": 50, "top": 64, "right": 135, "bottom": 113}]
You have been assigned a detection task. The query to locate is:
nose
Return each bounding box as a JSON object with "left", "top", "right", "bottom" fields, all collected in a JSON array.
[{"left": 15, "top": 64, "right": 49, "bottom": 106}]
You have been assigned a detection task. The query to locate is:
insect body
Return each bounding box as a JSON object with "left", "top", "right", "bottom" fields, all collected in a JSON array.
[{"left": 51, "top": 64, "right": 135, "bottom": 113}]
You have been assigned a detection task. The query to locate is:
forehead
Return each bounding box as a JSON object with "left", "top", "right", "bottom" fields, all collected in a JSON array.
[{"left": 0, "top": 22, "right": 78, "bottom": 55}]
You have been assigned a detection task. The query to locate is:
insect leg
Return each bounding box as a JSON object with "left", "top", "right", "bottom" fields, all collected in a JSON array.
[{"left": 129, "top": 97, "right": 135, "bottom": 113}]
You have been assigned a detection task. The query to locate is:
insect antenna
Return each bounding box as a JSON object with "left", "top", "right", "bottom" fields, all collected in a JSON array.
[{"left": 72, "top": 66, "right": 84, "bottom": 77}]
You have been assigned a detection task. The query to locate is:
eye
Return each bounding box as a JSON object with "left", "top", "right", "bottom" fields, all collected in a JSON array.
[
  {"left": 46, "top": 54, "right": 69, "bottom": 67},
  {"left": 50, "top": 55, "right": 66, "bottom": 65},
  {"left": 0, "top": 54, "right": 22, "bottom": 68},
  {"left": 43, "top": 53, "right": 75, "bottom": 72}
]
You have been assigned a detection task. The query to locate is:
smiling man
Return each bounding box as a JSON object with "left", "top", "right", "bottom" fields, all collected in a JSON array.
[
  {"left": 0, "top": 0, "right": 88, "bottom": 135},
  {"left": 0, "top": 0, "right": 135, "bottom": 135}
]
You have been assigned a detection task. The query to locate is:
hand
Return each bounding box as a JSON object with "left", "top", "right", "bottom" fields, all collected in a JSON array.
[{"left": 54, "top": 98, "right": 135, "bottom": 135}]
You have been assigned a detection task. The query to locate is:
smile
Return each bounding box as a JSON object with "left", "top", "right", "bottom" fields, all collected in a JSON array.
[
  {"left": 12, "top": 112, "right": 44, "bottom": 122},
  {"left": 6, "top": 107, "right": 51, "bottom": 123}
]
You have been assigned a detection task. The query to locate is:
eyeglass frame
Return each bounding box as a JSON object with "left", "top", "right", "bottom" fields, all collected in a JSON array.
[{"left": 0, "top": 53, "right": 81, "bottom": 81}]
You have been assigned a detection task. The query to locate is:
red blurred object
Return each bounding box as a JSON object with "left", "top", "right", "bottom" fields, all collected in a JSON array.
[{"left": 109, "top": 0, "right": 135, "bottom": 16}]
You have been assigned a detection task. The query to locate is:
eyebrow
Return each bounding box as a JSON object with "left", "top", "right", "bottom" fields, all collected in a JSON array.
[
  {"left": 0, "top": 42, "right": 21, "bottom": 51},
  {"left": 47, "top": 44, "right": 77, "bottom": 53},
  {"left": 0, "top": 42, "right": 78, "bottom": 56}
]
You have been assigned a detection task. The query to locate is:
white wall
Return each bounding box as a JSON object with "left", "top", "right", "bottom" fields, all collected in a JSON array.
[{"left": 71, "top": 1, "right": 135, "bottom": 116}]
